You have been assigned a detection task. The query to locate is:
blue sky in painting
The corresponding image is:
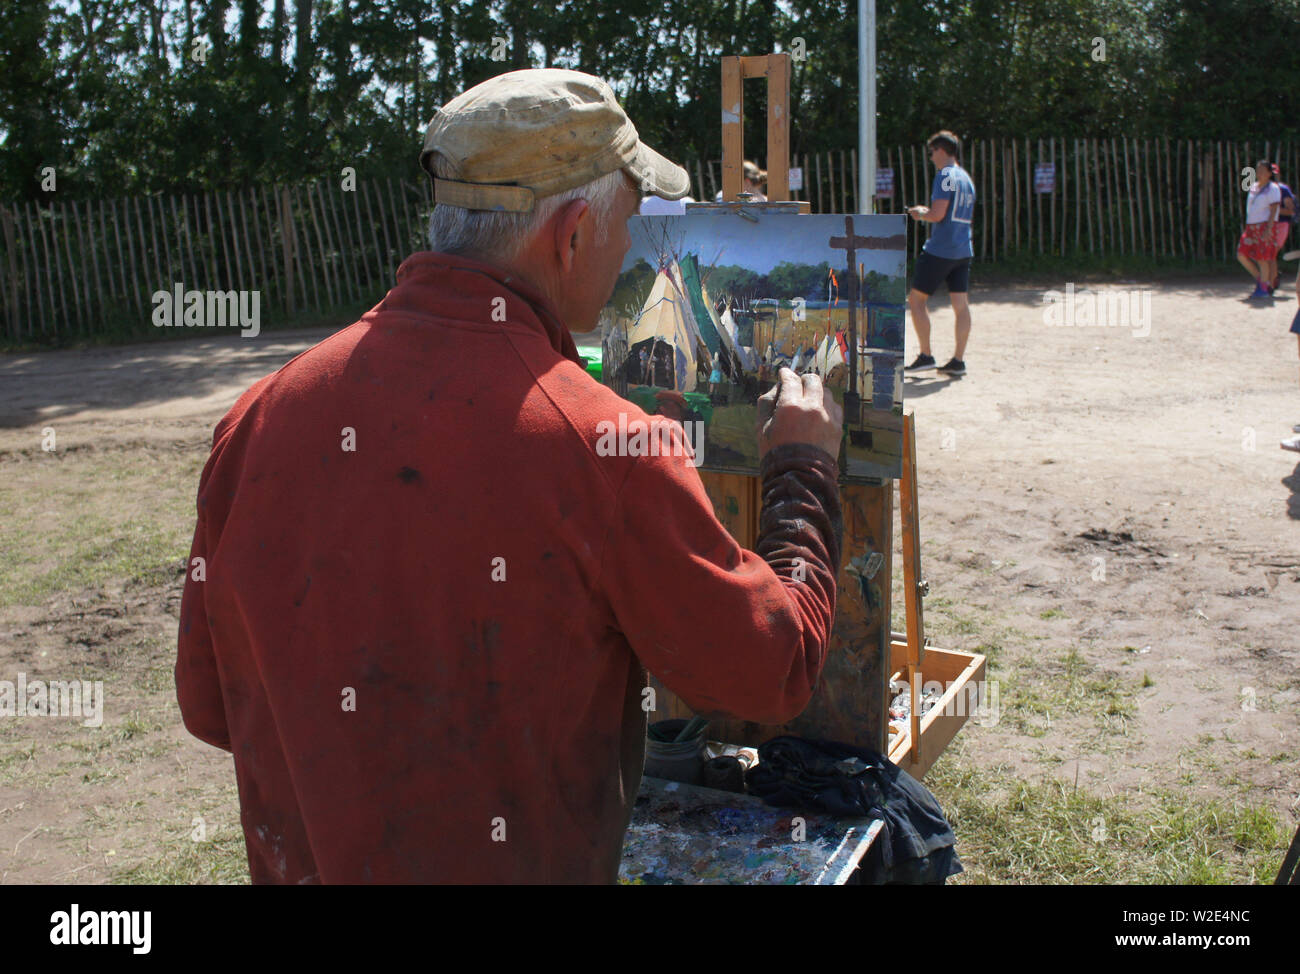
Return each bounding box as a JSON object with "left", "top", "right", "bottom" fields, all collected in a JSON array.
[{"left": 621, "top": 212, "right": 906, "bottom": 278}]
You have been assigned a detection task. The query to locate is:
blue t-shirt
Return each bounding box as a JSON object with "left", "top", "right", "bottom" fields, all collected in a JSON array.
[{"left": 923, "top": 164, "right": 976, "bottom": 259}]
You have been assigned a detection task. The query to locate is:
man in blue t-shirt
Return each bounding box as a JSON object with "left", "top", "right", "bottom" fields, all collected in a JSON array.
[{"left": 905, "top": 130, "right": 976, "bottom": 376}]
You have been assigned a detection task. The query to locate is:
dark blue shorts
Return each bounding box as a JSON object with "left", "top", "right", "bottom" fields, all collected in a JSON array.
[
  {"left": 912, "top": 251, "right": 971, "bottom": 295},
  {"left": 1291, "top": 308, "right": 1300, "bottom": 335}
]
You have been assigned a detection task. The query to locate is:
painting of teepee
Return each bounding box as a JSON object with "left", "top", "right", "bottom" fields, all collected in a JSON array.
[{"left": 601, "top": 210, "right": 908, "bottom": 481}]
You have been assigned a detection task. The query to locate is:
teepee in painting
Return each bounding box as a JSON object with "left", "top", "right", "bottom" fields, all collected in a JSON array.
[{"left": 625, "top": 260, "right": 706, "bottom": 392}]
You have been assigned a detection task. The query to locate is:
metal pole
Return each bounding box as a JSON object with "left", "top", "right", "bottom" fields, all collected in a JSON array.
[{"left": 859, "top": 0, "right": 876, "bottom": 215}]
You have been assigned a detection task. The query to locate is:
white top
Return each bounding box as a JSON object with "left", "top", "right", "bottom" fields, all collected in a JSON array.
[
  {"left": 1246, "top": 182, "right": 1281, "bottom": 224},
  {"left": 639, "top": 196, "right": 694, "bottom": 215}
]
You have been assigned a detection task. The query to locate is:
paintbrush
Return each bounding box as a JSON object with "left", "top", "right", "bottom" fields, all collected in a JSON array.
[{"left": 672, "top": 714, "right": 709, "bottom": 743}]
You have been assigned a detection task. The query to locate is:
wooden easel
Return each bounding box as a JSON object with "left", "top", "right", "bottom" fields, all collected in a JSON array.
[
  {"left": 898, "top": 412, "right": 926, "bottom": 765},
  {"left": 647, "top": 53, "right": 894, "bottom": 752},
  {"left": 887, "top": 413, "right": 987, "bottom": 777},
  {"left": 720, "top": 55, "right": 793, "bottom": 203}
]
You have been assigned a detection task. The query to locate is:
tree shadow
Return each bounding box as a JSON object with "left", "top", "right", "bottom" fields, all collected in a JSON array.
[
  {"left": 0, "top": 327, "right": 339, "bottom": 428},
  {"left": 965, "top": 280, "right": 1288, "bottom": 308}
]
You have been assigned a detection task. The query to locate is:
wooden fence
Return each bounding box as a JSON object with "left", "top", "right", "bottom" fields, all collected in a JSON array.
[
  {"left": 0, "top": 179, "right": 431, "bottom": 342},
  {"left": 693, "top": 137, "right": 1300, "bottom": 263},
  {"left": 2, "top": 138, "right": 1296, "bottom": 341}
]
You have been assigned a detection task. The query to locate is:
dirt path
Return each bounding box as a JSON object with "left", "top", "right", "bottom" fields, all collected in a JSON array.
[
  {"left": 1, "top": 280, "right": 1296, "bottom": 883},
  {"left": 899, "top": 281, "right": 1299, "bottom": 822}
]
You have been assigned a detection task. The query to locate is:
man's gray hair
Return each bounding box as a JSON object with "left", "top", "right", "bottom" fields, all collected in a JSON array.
[{"left": 427, "top": 154, "right": 628, "bottom": 261}]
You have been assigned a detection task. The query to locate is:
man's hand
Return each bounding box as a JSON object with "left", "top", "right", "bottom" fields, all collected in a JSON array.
[
  {"left": 907, "top": 205, "right": 929, "bottom": 220},
  {"left": 756, "top": 368, "right": 844, "bottom": 460}
]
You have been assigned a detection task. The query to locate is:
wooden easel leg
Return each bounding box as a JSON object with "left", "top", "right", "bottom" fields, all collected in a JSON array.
[{"left": 900, "top": 412, "right": 925, "bottom": 766}]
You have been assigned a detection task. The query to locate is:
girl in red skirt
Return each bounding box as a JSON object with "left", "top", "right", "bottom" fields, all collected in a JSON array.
[{"left": 1237, "top": 159, "right": 1281, "bottom": 299}]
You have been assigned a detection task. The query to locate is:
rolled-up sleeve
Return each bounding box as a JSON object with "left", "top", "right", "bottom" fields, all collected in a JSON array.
[{"left": 600, "top": 426, "right": 844, "bottom": 725}]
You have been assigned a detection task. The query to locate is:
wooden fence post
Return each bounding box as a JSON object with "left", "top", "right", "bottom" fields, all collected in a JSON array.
[
  {"left": 304, "top": 179, "right": 334, "bottom": 307},
  {"left": 1, "top": 204, "right": 21, "bottom": 339},
  {"left": 278, "top": 186, "right": 295, "bottom": 315}
]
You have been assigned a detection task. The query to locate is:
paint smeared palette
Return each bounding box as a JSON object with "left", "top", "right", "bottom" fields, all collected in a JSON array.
[
  {"left": 619, "top": 776, "right": 884, "bottom": 884},
  {"left": 599, "top": 211, "right": 907, "bottom": 482}
]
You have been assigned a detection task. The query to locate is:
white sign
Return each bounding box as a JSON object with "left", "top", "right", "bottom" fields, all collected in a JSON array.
[
  {"left": 789, "top": 166, "right": 803, "bottom": 191},
  {"left": 875, "top": 168, "right": 895, "bottom": 199}
]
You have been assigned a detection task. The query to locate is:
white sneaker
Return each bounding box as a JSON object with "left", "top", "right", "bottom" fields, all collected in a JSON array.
[{"left": 1282, "top": 436, "right": 1300, "bottom": 452}]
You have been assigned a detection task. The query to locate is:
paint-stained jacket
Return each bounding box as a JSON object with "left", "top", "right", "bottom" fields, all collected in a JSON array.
[{"left": 175, "top": 251, "right": 844, "bottom": 884}]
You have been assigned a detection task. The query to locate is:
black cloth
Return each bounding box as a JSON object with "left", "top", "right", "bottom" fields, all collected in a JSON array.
[{"left": 745, "top": 736, "right": 963, "bottom": 885}]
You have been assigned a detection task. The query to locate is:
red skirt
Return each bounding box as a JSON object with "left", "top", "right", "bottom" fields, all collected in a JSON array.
[{"left": 1238, "top": 222, "right": 1278, "bottom": 261}]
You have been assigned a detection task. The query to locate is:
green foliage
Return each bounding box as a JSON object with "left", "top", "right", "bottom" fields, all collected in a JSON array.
[
  {"left": 860, "top": 269, "right": 905, "bottom": 304},
  {"left": 766, "top": 260, "right": 829, "bottom": 300},
  {"left": 1, "top": 0, "right": 1299, "bottom": 201},
  {"left": 703, "top": 264, "right": 761, "bottom": 301},
  {"left": 610, "top": 257, "right": 656, "bottom": 320}
]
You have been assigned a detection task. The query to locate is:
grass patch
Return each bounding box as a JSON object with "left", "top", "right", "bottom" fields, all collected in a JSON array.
[
  {"left": 0, "top": 449, "right": 202, "bottom": 608},
  {"left": 927, "top": 743, "right": 1290, "bottom": 884},
  {"left": 115, "top": 710, "right": 164, "bottom": 742},
  {"left": 995, "top": 647, "right": 1141, "bottom": 737},
  {"left": 0, "top": 738, "right": 38, "bottom": 772},
  {"left": 140, "top": 663, "right": 176, "bottom": 694},
  {"left": 114, "top": 828, "right": 251, "bottom": 884}
]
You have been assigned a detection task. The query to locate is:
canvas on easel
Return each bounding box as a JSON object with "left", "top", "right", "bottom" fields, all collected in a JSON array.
[
  {"left": 599, "top": 210, "right": 908, "bottom": 481},
  {"left": 629, "top": 51, "right": 896, "bottom": 752}
]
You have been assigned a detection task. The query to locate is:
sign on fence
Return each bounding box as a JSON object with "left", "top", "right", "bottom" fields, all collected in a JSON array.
[
  {"left": 875, "top": 168, "right": 895, "bottom": 199},
  {"left": 1034, "top": 162, "right": 1056, "bottom": 194},
  {"left": 789, "top": 166, "right": 803, "bottom": 191}
]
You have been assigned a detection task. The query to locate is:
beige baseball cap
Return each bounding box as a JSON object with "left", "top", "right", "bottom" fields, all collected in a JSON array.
[{"left": 420, "top": 68, "right": 691, "bottom": 213}]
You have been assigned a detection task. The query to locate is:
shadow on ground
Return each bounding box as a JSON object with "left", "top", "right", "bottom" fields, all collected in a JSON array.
[
  {"left": 1283, "top": 461, "right": 1300, "bottom": 519},
  {"left": 0, "top": 327, "right": 341, "bottom": 427}
]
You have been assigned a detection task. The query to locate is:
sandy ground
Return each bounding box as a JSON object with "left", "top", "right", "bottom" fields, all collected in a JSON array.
[
  {"left": 902, "top": 280, "right": 1300, "bottom": 809},
  {"left": 1, "top": 278, "right": 1297, "bottom": 883}
]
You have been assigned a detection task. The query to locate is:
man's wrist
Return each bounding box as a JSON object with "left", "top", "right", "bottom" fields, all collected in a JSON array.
[{"left": 759, "top": 441, "right": 839, "bottom": 468}]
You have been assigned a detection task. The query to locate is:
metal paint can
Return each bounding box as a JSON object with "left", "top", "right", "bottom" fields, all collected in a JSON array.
[{"left": 644, "top": 718, "right": 707, "bottom": 785}]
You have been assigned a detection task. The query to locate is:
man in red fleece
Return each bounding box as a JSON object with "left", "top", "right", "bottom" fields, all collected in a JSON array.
[{"left": 176, "top": 68, "right": 846, "bottom": 884}]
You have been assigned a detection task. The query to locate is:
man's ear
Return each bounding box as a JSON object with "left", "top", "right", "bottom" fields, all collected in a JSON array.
[{"left": 552, "top": 198, "right": 590, "bottom": 274}]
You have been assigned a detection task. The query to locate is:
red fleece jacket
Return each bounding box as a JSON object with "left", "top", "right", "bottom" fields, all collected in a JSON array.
[{"left": 176, "top": 251, "right": 843, "bottom": 884}]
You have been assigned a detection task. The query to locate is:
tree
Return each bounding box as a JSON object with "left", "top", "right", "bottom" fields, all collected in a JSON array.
[{"left": 3, "top": 0, "right": 1300, "bottom": 202}]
